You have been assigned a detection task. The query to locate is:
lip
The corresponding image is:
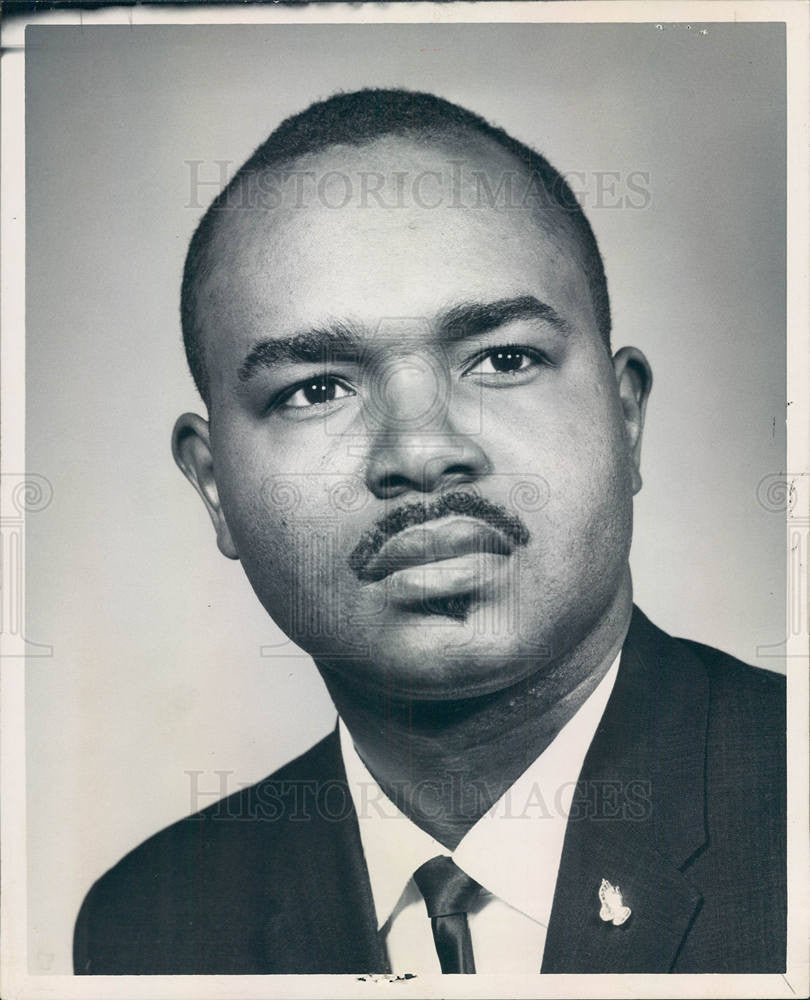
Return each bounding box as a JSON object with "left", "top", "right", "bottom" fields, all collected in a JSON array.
[
  {"left": 359, "top": 516, "right": 514, "bottom": 583},
  {"left": 371, "top": 552, "right": 513, "bottom": 606}
]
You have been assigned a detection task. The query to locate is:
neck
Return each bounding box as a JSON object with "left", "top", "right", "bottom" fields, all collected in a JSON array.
[{"left": 320, "top": 578, "right": 633, "bottom": 849}]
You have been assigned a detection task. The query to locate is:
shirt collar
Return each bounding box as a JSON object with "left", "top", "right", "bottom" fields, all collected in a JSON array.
[
  {"left": 339, "top": 653, "right": 621, "bottom": 930},
  {"left": 339, "top": 719, "right": 445, "bottom": 927}
]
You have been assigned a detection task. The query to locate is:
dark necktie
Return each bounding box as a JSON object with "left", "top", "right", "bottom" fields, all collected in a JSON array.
[{"left": 413, "top": 855, "right": 483, "bottom": 974}]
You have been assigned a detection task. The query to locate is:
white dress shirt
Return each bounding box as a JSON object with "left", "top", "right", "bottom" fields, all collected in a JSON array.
[{"left": 339, "top": 653, "right": 620, "bottom": 973}]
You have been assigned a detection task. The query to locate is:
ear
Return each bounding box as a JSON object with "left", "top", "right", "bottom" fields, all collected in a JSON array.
[
  {"left": 612, "top": 346, "right": 653, "bottom": 495},
  {"left": 172, "top": 413, "right": 239, "bottom": 559}
]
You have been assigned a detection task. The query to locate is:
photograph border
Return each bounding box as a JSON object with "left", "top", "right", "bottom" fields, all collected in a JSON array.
[{"left": 2, "top": 3, "right": 807, "bottom": 999}]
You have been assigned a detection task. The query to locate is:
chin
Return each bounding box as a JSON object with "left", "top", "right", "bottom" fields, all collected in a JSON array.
[{"left": 319, "top": 611, "right": 553, "bottom": 703}]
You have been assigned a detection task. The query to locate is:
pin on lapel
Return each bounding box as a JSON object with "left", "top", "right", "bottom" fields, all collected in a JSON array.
[{"left": 598, "top": 878, "right": 631, "bottom": 926}]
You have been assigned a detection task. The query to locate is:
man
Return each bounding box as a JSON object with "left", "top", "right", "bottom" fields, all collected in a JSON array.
[{"left": 73, "top": 89, "right": 785, "bottom": 974}]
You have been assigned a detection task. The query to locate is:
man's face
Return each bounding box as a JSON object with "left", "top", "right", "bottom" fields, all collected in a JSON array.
[{"left": 178, "top": 136, "right": 648, "bottom": 701}]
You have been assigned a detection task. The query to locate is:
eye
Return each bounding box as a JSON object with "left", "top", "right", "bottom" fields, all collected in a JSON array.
[
  {"left": 463, "top": 346, "right": 545, "bottom": 377},
  {"left": 278, "top": 375, "right": 355, "bottom": 409}
]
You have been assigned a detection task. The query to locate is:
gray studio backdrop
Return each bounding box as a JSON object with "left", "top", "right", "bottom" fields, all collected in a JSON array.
[{"left": 25, "top": 22, "right": 785, "bottom": 973}]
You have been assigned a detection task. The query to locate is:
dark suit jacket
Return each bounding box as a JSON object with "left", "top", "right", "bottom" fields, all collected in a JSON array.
[{"left": 74, "top": 607, "right": 786, "bottom": 974}]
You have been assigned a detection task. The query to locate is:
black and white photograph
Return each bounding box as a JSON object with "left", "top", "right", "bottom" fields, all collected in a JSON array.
[{"left": 1, "top": 3, "right": 807, "bottom": 998}]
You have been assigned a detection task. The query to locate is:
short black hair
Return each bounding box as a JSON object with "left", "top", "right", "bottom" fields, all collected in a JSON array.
[{"left": 180, "top": 88, "right": 611, "bottom": 405}]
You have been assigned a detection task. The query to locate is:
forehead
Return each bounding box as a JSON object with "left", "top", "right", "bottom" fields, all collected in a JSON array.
[{"left": 197, "top": 135, "right": 595, "bottom": 379}]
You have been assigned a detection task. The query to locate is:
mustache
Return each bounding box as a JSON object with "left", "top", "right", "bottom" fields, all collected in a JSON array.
[{"left": 348, "top": 491, "right": 531, "bottom": 579}]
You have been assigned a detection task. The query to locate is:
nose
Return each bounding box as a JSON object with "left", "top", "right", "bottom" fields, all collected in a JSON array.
[{"left": 364, "top": 353, "right": 491, "bottom": 499}]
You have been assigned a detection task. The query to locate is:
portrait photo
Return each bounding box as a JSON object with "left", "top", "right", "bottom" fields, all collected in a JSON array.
[{"left": 2, "top": 4, "right": 807, "bottom": 999}]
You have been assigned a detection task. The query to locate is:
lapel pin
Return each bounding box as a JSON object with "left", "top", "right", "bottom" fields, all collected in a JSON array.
[{"left": 598, "top": 878, "right": 631, "bottom": 925}]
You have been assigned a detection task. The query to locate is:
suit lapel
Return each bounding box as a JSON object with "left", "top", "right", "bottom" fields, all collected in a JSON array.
[
  {"left": 542, "top": 608, "right": 709, "bottom": 972},
  {"left": 540, "top": 809, "right": 703, "bottom": 972},
  {"left": 259, "top": 727, "right": 391, "bottom": 973}
]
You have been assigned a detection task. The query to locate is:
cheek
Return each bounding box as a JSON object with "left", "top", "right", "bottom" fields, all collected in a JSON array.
[
  {"left": 494, "top": 371, "right": 627, "bottom": 493},
  {"left": 214, "top": 432, "right": 354, "bottom": 604},
  {"left": 217, "top": 481, "right": 332, "bottom": 639},
  {"left": 558, "top": 410, "right": 632, "bottom": 556},
  {"left": 486, "top": 371, "right": 633, "bottom": 571}
]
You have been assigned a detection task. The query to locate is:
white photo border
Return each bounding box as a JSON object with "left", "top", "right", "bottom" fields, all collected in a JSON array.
[{"left": 2, "top": 3, "right": 807, "bottom": 999}]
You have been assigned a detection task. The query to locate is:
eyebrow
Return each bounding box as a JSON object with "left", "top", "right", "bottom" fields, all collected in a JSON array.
[
  {"left": 437, "top": 295, "right": 571, "bottom": 342},
  {"left": 237, "top": 322, "right": 363, "bottom": 383},
  {"left": 237, "top": 295, "right": 569, "bottom": 383}
]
